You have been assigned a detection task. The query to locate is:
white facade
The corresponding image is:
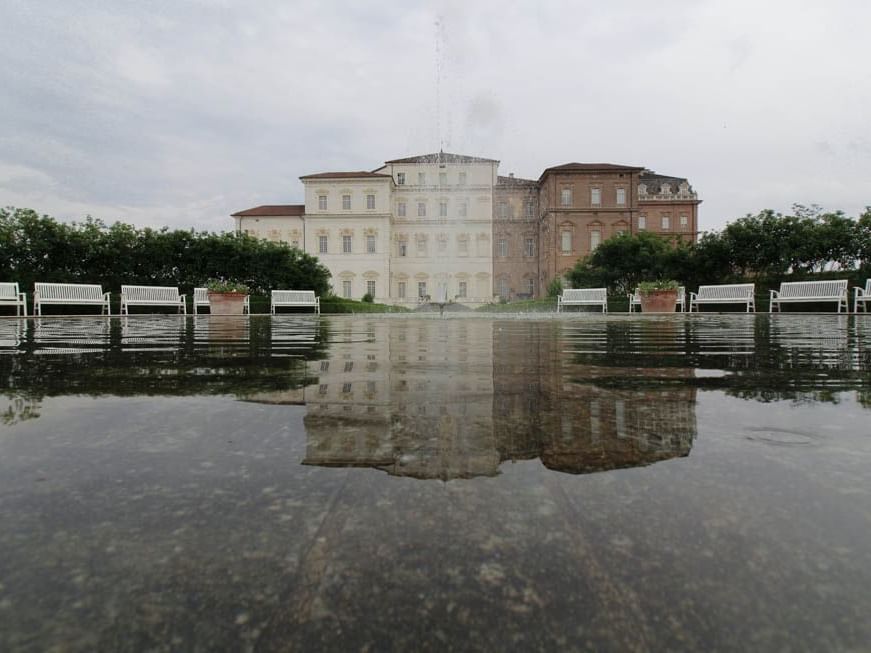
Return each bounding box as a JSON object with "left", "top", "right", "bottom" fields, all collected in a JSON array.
[{"left": 233, "top": 153, "right": 500, "bottom": 307}]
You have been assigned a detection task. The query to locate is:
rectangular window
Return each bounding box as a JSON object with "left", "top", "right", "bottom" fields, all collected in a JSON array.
[
  {"left": 318, "top": 195, "right": 327, "bottom": 210},
  {"left": 418, "top": 172, "right": 426, "bottom": 185},
  {"left": 417, "top": 238, "right": 426, "bottom": 254},
  {"left": 418, "top": 282, "right": 427, "bottom": 298},
  {"left": 398, "top": 241, "right": 407, "bottom": 257},
  {"left": 458, "top": 281, "right": 467, "bottom": 298},
  {"left": 439, "top": 200, "right": 448, "bottom": 217},
  {"left": 497, "top": 239, "right": 508, "bottom": 257},
  {"left": 366, "top": 194, "right": 375, "bottom": 209},
  {"left": 561, "top": 231, "right": 572, "bottom": 253},
  {"left": 498, "top": 278, "right": 509, "bottom": 298},
  {"left": 458, "top": 202, "right": 467, "bottom": 218},
  {"left": 458, "top": 172, "right": 466, "bottom": 185},
  {"left": 438, "top": 238, "right": 447, "bottom": 253},
  {"left": 680, "top": 214, "right": 688, "bottom": 229},
  {"left": 342, "top": 280, "right": 352, "bottom": 298},
  {"left": 417, "top": 202, "right": 426, "bottom": 217},
  {"left": 398, "top": 281, "right": 406, "bottom": 298},
  {"left": 661, "top": 215, "right": 670, "bottom": 230},
  {"left": 524, "top": 238, "right": 535, "bottom": 257},
  {"left": 439, "top": 172, "right": 447, "bottom": 185},
  {"left": 396, "top": 172, "right": 405, "bottom": 185},
  {"left": 367, "top": 235, "right": 376, "bottom": 253},
  {"left": 458, "top": 238, "right": 468, "bottom": 254},
  {"left": 638, "top": 215, "right": 647, "bottom": 230},
  {"left": 342, "top": 235, "right": 352, "bottom": 253},
  {"left": 318, "top": 235, "right": 328, "bottom": 253},
  {"left": 526, "top": 277, "right": 535, "bottom": 295},
  {"left": 526, "top": 200, "right": 534, "bottom": 218},
  {"left": 561, "top": 188, "right": 572, "bottom": 207},
  {"left": 397, "top": 202, "right": 406, "bottom": 217},
  {"left": 498, "top": 202, "right": 507, "bottom": 219},
  {"left": 590, "top": 230, "right": 601, "bottom": 250},
  {"left": 342, "top": 194, "right": 351, "bottom": 210},
  {"left": 367, "top": 280, "right": 375, "bottom": 297},
  {"left": 591, "top": 188, "right": 601, "bottom": 206},
  {"left": 616, "top": 188, "right": 626, "bottom": 205}
]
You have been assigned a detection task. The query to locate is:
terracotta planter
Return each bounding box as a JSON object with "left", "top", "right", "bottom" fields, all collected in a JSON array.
[
  {"left": 208, "top": 291, "right": 246, "bottom": 315},
  {"left": 639, "top": 289, "right": 678, "bottom": 313}
]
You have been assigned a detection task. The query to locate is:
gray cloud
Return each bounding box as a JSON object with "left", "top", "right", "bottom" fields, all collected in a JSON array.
[{"left": 1, "top": 0, "right": 869, "bottom": 232}]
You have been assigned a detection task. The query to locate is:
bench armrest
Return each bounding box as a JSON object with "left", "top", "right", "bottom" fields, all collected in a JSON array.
[
  {"left": 689, "top": 291, "right": 698, "bottom": 300},
  {"left": 769, "top": 289, "right": 780, "bottom": 299},
  {"left": 103, "top": 292, "right": 111, "bottom": 300}
]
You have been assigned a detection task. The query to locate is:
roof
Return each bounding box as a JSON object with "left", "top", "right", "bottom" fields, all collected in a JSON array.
[
  {"left": 384, "top": 152, "right": 499, "bottom": 165},
  {"left": 231, "top": 204, "right": 304, "bottom": 217},
  {"left": 299, "top": 171, "right": 392, "bottom": 180},
  {"left": 539, "top": 162, "right": 645, "bottom": 180},
  {"left": 497, "top": 174, "right": 538, "bottom": 187},
  {"left": 639, "top": 170, "right": 688, "bottom": 186}
]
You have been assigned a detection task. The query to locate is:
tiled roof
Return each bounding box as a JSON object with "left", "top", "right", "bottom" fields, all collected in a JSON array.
[
  {"left": 384, "top": 152, "right": 499, "bottom": 164},
  {"left": 540, "top": 162, "right": 645, "bottom": 178},
  {"left": 299, "top": 171, "right": 392, "bottom": 180},
  {"left": 231, "top": 204, "right": 304, "bottom": 217}
]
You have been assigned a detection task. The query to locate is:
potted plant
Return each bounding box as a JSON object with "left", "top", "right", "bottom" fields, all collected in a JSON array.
[
  {"left": 638, "top": 280, "right": 679, "bottom": 313},
  {"left": 206, "top": 279, "right": 249, "bottom": 315}
]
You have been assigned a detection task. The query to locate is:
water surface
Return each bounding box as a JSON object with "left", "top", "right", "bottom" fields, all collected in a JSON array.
[{"left": 1, "top": 314, "right": 870, "bottom": 651}]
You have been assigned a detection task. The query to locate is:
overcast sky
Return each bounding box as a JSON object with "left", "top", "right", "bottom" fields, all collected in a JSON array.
[{"left": 1, "top": 0, "right": 869, "bottom": 233}]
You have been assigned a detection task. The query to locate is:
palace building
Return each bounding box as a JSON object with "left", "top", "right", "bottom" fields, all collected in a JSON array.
[{"left": 232, "top": 152, "right": 700, "bottom": 306}]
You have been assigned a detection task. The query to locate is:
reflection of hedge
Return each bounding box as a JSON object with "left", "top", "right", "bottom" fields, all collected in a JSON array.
[{"left": 0, "top": 207, "right": 331, "bottom": 298}]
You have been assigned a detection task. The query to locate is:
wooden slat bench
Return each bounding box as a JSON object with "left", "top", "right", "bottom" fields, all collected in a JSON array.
[
  {"left": 558, "top": 288, "right": 608, "bottom": 313},
  {"left": 120, "top": 285, "right": 186, "bottom": 315},
  {"left": 628, "top": 287, "right": 686, "bottom": 312},
  {"left": 193, "top": 287, "right": 250, "bottom": 314},
  {"left": 271, "top": 290, "right": 320, "bottom": 314},
  {"left": 854, "top": 279, "right": 871, "bottom": 313},
  {"left": 0, "top": 282, "right": 27, "bottom": 316},
  {"left": 689, "top": 284, "right": 755, "bottom": 312},
  {"left": 34, "top": 283, "right": 111, "bottom": 316},
  {"left": 769, "top": 280, "right": 849, "bottom": 313}
]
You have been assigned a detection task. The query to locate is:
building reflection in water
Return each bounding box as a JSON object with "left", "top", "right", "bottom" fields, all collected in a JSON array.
[{"left": 300, "top": 320, "right": 697, "bottom": 480}]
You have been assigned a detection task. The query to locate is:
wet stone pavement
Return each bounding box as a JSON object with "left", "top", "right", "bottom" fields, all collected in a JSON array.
[{"left": 0, "top": 313, "right": 870, "bottom": 651}]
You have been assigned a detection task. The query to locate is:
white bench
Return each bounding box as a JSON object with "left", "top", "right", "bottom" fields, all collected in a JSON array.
[
  {"left": 120, "top": 285, "right": 186, "bottom": 315},
  {"left": 0, "top": 282, "right": 27, "bottom": 316},
  {"left": 271, "top": 290, "right": 320, "bottom": 314},
  {"left": 769, "top": 280, "right": 849, "bottom": 313},
  {"left": 194, "top": 287, "right": 250, "bottom": 314},
  {"left": 855, "top": 280, "right": 870, "bottom": 313},
  {"left": 629, "top": 287, "right": 686, "bottom": 312},
  {"left": 558, "top": 288, "right": 608, "bottom": 313},
  {"left": 34, "top": 282, "right": 111, "bottom": 316},
  {"left": 689, "top": 284, "right": 755, "bottom": 312}
]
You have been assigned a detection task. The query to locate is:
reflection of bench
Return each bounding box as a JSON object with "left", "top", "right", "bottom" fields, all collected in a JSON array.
[
  {"left": 194, "top": 287, "right": 250, "bottom": 314},
  {"left": 689, "top": 284, "right": 755, "bottom": 312},
  {"left": 34, "top": 283, "right": 111, "bottom": 316},
  {"left": 271, "top": 290, "right": 319, "bottom": 314},
  {"left": 120, "top": 285, "right": 186, "bottom": 315},
  {"left": 0, "top": 282, "right": 27, "bottom": 316},
  {"left": 629, "top": 287, "right": 686, "bottom": 312},
  {"left": 558, "top": 288, "right": 608, "bottom": 313},
  {"left": 769, "top": 280, "right": 848, "bottom": 313},
  {"left": 855, "top": 279, "right": 871, "bottom": 313}
]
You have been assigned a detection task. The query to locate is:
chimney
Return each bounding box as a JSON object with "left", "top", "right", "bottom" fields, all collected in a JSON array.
[{"left": 509, "top": 172, "right": 514, "bottom": 178}]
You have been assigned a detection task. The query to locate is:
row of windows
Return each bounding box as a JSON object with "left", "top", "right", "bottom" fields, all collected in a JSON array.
[
  {"left": 319, "top": 234, "right": 378, "bottom": 254},
  {"left": 396, "top": 171, "right": 468, "bottom": 186},
  {"left": 496, "top": 238, "right": 536, "bottom": 257},
  {"left": 496, "top": 201, "right": 536, "bottom": 219},
  {"left": 318, "top": 194, "right": 378, "bottom": 211},
  {"left": 339, "top": 279, "right": 378, "bottom": 299},
  {"left": 559, "top": 187, "right": 626, "bottom": 207},
  {"left": 496, "top": 278, "right": 536, "bottom": 297},
  {"left": 397, "top": 199, "right": 469, "bottom": 218},
  {"left": 396, "top": 237, "right": 488, "bottom": 257},
  {"left": 560, "top": 230, "right": 606, "bottom": 253},
  {"left": 638, "top": 214, "right": 690, "bottom": 231}
]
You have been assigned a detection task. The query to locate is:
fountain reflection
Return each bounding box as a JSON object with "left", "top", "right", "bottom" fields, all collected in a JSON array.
[{"left": 299, "top": 320, "right": 696, "bottom": 480}]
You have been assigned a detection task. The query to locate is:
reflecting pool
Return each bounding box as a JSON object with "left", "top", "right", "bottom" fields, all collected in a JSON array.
[{"left": 1, "top": 314, "right": 870, "bottom": 651}]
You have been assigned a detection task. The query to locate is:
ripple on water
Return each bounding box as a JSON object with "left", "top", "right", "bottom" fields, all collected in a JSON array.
[{"left": 743, "top": 426, "right": 821, "bottom": 447}]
